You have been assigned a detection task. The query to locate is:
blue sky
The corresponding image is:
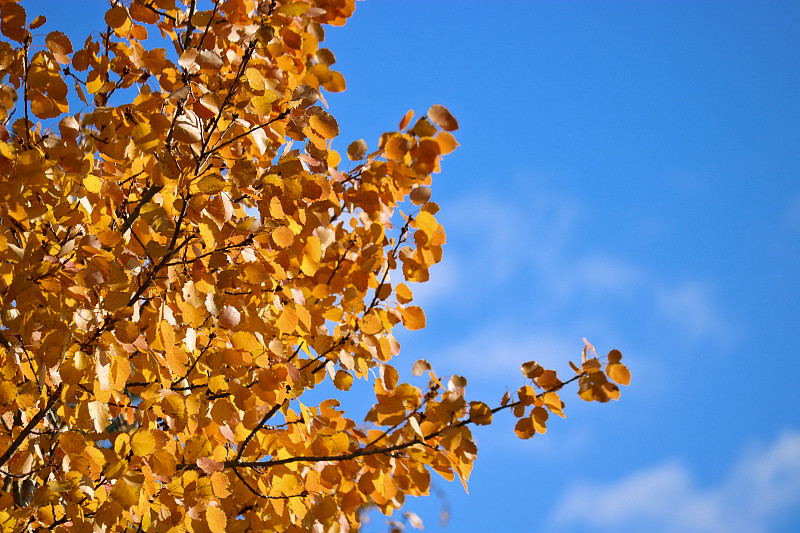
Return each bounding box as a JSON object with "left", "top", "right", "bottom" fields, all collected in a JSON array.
[{"left": 21, "top": 1, "right": 800, "bottom": 532}]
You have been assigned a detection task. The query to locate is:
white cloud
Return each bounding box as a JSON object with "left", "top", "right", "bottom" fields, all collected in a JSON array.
[
  {"left": 654, "top": 281, "right": 733, "bottom": 348},
  {"left": 550, "top": 429, "right": 800, "bottom": 533},
  {"left": 430, "top": 190, "right": 733, "bottom": 349},
  {"left": 433, "top": 326, "right": 579, "bottom": 381}
]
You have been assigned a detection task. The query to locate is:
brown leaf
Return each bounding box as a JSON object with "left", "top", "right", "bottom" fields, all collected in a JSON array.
[{"left": 427, "top": 104, "right": 459, "bottom": 131}]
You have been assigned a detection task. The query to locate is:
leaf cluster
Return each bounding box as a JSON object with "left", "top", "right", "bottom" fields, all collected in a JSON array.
[{"left": 0, "top": 1, "right": 629, "bottom": 531}]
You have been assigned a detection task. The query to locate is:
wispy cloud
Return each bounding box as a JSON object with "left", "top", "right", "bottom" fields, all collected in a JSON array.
[
  {"left": 654, "top": 281, "right": 733, "bottom": 347},
  {"left": 430, "top": 190, "right": 734, "bottom": 348},
  {"left": 434, "top": 327, "right": 579, "bottom": 380},
  {"left": 550, "top": 429, "right": 800, "bottom": 533}
]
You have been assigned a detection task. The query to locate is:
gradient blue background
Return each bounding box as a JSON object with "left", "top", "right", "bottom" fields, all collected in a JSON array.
[{"left": 20, "top": 1, "right": 800, "bottom": 532}]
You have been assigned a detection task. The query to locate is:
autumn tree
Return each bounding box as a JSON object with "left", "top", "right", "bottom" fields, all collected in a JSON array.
[{"left": 0, "top": 0, "right": 630, "bottom": 531}]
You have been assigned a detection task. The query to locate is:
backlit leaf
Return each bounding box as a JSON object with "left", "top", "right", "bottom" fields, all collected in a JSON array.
[
  {"left": 401, "top": 306, "right": 426, "bottom": 330},
  {"left": 427, "top": 104, "right": 459, "bottom": 131}
]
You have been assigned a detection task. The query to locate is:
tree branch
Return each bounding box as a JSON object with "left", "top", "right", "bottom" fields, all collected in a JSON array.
[{"left": 0, "top": 384, "right": 63, "bottom": 470}]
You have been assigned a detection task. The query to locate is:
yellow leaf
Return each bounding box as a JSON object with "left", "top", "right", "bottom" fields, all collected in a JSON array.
[
  {"left": 196, "top": 173, "right": 226, "bottom": 194},
  {"left": 211, "top": 471, "right": 230, "bottom": 498},
  {"left": 360, "top": 313, "right": 382, "bottom": 335},
  {"left": 399, "top": 109, "right": 414, "bottom": 131},
  {"left": 409, "top": 415, "right": 425, "bottom": 439},
  {"left": 279, "top": 2, "right": 311, "bottom": 16},
  {"left": 196, "top": 457, "right": 224, "bottom": 474},
  {"left": 384, "top": 133, "right": 412, "bottom": 161},
  {"left": 83, "top": 174, "right": 102, "bottom": 194},
  {"left": 401, "top": 306, "right": 425, "bottom": 330},
  {"left": 251, "top": 92, "right": 279, "bottom": 115},
  {"left": 206, "top": 506, "right": 227, "bottom": 533},
  {"left": 514, "top": 417, "right": 534, "bottom": 440},
  {"left": 309, "top": 113, "right": 339, "bottom": 140},
  {"left": 301, "top": 236, "right": 321, "bottom": 275},
  {"left": 131, "top": 430, "right": 156, "bottom": 457},
  {"left": 272, "top": 226, "right": 294, "bottom": 248},
  {"left": 231, "top": 331, "right": 261, "bottom": 352},
  {"left": 333, "top": 369, "right": 353, "bottom": 391},
  {"left": 606, "top": 363, "right": 631, "bottom": 385},
  {"left": 468, "top": 402, "right": 493, "bottom": 425},
  {"left": 277, "top": 307, "right": 298, "bottom": 335}
]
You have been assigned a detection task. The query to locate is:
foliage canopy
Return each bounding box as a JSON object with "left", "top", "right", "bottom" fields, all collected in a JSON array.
[{"left": 0, "top": 0, "right": 629, "bottom": 531}]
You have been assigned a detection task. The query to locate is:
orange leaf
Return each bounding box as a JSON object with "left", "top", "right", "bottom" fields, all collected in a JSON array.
[
  {"left": 606, "top": 363, "right": 631, "bottom": 386},
  {"left": 206, "top": 506, "right": 227, "bottom": 533},
  {"left": 401, "top": 306, "right": 425, "bottom": 330},
  {"left": 427, "top": 104, "right": 458, "bottom": 131}
]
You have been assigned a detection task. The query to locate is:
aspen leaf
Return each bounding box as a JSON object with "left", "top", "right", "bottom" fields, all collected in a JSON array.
[
  {"left": 384, "top": 133, "right": 412, "bottom": 160},
  {"left": 537, "top": 369, "right": 561, "bottom": 390},
  {"left": 333, "top": 369, "right": 353, "bottom": 390},
  {"left": 323, "top": 71, "right": 346, "bottom": 92},
  {"left": 410, "top": 186, "right": 432, "bottom": 206},
  {"left": 409, "top": 415, "right": 425, "bottom": 439},
  {"left": 45, "top": 31, "right": 73, "bottom": 64},
  {"left": 195, "top": 50, "right": 223, "bottom": 72},
  {"left": 309, "top": 113, "right": 339, "bottom": 140},
  {"left": 206, "top": 506, "right": 227, "bottom": 533},
  {"left": 196, "top": 173, "right": 227, "bottom": 194},
  {"left": 399, "top": 109, "right": 414, "bottom": 131},
  {"left": 211, "top": 471, "right": 231, "bottom": 498},
  {"left": 279, "top": 2, "right": 311, "bottom": 16},
  {"left": 401, "top": 306, "right": 426, "bottom": 330},
  {"left": 360, "top": 313, "right": 382, "bottom": 335},
  {"left": 131, "top": 430, "right": 155, "bottom": 457},
  {"left": 396, "top": 283, "right": 413, "bottom": 304},
  {"left": 347, "top": 139, "right": 367, "bottom": 160},
  {"left": 315, "top": 48, "right": 336, "bottom": 66},
  {"left": 436, "top": 131, "right": 459, "bottom": 154},
  {"left": 251, "top": 92, "right": 279, "bottom": 115},
  {"left": 411, "top": 117, "right": 437, "bottom": 137},
  {"left": 272, "top": 226, "right": 294, "bottom": 248},
  {"left": 607, "top": 363, "right": 631, "bottom": 386},
  {"left": 427, "top": 104, "right": 459, "bottom": 131},
  {"left": 411, "top": 359, "right": 431, "bottom": 377},
  {"left": 608, "top": 349, "right": 623, "bottom": 364},
  {"left": 277, "top": 307, "right": 298, "bottom": 334},
  {"left": 469, "top": 402, "right": 493, "bottom": 425},
  {"left": 521, "top": 360, "right": 543, "bottom": 379},
  {"left": 232, "top": 331, "right": 261, "bottom": 352},
  {"left": 88, "top": 401, "right": 109, "bottom": 433},
  {"left": 514, "top": 417, "right": 535, "bottom": 440},
  {"left": 173, "top": 110, "right": 203, "bottom": 144},
  {"left": 30, "top": 15, "right": 46, "bottom": 30},
  {"left": 218, "top": 305, "right": 241, "bottom": 328},
  {"left": 197, "top": 457, "right": 225, "bottom": 475}
]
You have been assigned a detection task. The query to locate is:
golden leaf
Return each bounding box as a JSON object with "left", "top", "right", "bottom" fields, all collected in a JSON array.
[
  {"left": 606, "top": 363, "right": 631, "bottom": 386},
  {"left": 131, "top": 430, "right": 156, "bottom": 457},
  {"left": 309, "top": 113, "right": 339, "bottom": 140},
  {"left": 272, "top": 226, "right": 294, "bottom": 248},
  {"left": 206, "top": 506, "right": 227, "bottom": 533},
  {"left": 401, "top": 305, "right": 425, "bottom": 331},
  {"left": 333, "top": 369, "right": 353, "bottom": 391},
  {"left": 427, "top": 104, "right": 459, "bottom": 131},
  {"left": 360, "top": 313, "right": 382, "bottom": 335},
  {"left": 277, "top": 307, "right": 298, "bottom": 335}
]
